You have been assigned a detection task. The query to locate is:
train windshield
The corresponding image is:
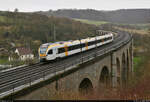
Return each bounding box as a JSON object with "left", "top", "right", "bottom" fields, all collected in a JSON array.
[
  {"left": 40, "top": 44, "right": 50, "bottom": 54},
  {"left": 40, "top": 47, "right": 47, "bottom": 54}
]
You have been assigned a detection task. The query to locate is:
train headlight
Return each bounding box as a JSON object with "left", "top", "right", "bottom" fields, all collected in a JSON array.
[{"left": 40, "top": 54, "right": 46, "bottom": 57}]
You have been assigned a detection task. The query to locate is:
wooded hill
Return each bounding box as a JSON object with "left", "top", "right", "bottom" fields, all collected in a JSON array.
[
  {"left": 0, "top": 11, "right": 97, "bottom": 56},
  {"left": 38, "top": 9, "right": 150, "bottom": 24}
]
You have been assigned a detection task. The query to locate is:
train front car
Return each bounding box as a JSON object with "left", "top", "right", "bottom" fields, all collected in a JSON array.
[
  {"left": 38, "top": 43, "right": 49, "bottom": 62},
  {"left": 39, "top": 43, "right": 59, "bottom": 62}
]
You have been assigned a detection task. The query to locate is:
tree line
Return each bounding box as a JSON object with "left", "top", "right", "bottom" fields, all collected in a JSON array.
[{"left": 38, "top": 9, "right": 150, "bottom": 24}]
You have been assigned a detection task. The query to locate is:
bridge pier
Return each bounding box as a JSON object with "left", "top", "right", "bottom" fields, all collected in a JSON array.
[{"left": 111, "top": 52, "right": 118, "bottom": 88}]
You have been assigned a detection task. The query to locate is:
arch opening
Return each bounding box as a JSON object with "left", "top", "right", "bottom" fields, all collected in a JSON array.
[
  {"left": 122, "top": 52, "right": 127, "bottom": 85},
  {"left": 99, "top": 66, "right": 110, "bottom": 88},
  {"left": 127, "top": 49, "right": 130, "bottom": 80},
  {"left": 116, "top": 58, "right": 121, "bottom": 86},
  {"left": 79, "top": 78, "right": 93, "bottom": 95}
]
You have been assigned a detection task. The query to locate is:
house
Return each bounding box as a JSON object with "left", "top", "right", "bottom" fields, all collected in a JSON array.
[
  {"left": 0, "top": 48, "right": 9, "bottom": 57},
  {"left": 0, "top": 48, "right": 8, "bottom": 54},
  {"left": 9, "top": 47, "right": 34, "bottom": 61}
]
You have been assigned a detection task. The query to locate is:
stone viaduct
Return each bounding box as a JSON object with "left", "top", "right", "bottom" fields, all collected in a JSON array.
[{"left": 5, "top": 33, "right": 133, "bottom": 100}]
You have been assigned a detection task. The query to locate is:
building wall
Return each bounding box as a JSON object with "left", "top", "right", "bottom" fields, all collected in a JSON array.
[{"left": 20, "top": 54, "right": 34, "bottom": 61}]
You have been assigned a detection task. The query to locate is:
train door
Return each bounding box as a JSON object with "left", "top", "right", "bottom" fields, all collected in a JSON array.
[
  {"left": 47, "top": 48, "right": 56, "bottom": 60},
  {"left": 52, "top": 48, "right": 57, "bottom": 60},
  {"left": 53, "top": 48, "right": 58, "bottom": 58}
]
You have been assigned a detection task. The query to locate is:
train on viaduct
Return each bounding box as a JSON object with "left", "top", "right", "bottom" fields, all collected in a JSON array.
[{"left": 0, "top": 30, "right": 133, "bottom": 100}]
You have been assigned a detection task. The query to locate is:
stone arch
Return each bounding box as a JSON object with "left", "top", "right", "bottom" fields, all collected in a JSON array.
[
  {"left": 79, "top": 78, "right": 93, "bottom": 95},
  {"left": 116, "top": 57, "right": 121, "bottom": 86},
  {"left": 99, "top": 66, "right": 110, "bottom": 88},
  {"left": 122, "top": 52, "right": 127, "bottom": 85}
]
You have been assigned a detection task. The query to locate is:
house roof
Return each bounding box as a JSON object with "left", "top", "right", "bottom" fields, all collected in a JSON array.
[
  {"left": 16, "top": 47, "right": 33, "bottom": 55},
  {"left": 0, "top": 48, "right": 8, "bottom": 53}
]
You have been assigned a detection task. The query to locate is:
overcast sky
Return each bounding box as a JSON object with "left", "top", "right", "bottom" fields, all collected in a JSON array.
[{"left": 0, "top": 0, "right": 150, "bottom": 12}]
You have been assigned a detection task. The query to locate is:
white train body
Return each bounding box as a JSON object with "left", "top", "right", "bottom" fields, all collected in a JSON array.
[{"left": 39, "top": 32, "right": 113, "bottom": 61}]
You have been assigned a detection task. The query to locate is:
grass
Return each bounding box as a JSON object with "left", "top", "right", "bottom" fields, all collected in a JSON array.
[
  {"left": 0, "top": 16, "right": 6, "bottom": 22},
  {"left": 115, "top": 23, "right": 150, "bottom": 26},
  {"left": 0, "top": 58, "right": 10, "bottom": 64},
  {"left": 133, "top": 55, "right": 147, "bottom": 74},
  {"left": 0, "top": 58, "right": 26, "bottom": 69},
  {"left": 131, "top": 23, "right": 150, "bottom": 30},
  {"left": 133, "top": 57, "right": 142, "bottom": 69},
  {"left": 114, "top": 23, "right": 150, "bottom": 30},
  {"left": 0, "top": 15, "right": 14, "bottom": 24},
  {"left": 113, "top": 26, "right": 149, "bottom": 35},
  {"left": 74, "top": 19, "right": 108, "bottom": 26}
]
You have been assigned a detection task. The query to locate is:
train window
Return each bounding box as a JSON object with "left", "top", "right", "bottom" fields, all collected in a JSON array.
[
  {"left": 58, "top": 48, "right": 65, "bottom": 53},
  {"left": 68, "top": 46, "right": 73, "bottom": 51},
  {"left": 48, "top": 50, "right": 53, "bottom": 54},
  {"left": 81, "top": 43, "right": 86, "bottom": 48},
  {"left": 68, "top": 44, "right": 80, "bottom": 51},
  {"left": 40, "top": 47, "right": 47, "bottom": 54},
  {"left": 74, "top": 44, "right": 80, "bottom": 49},
  {"left": 88, "top": 40, "right": 96, "bottom": 46},
  {"left": 88, "top": 41, "right": 91, "bottom": 46},
  {"left": 103, "top": 37, "right": 112, "bottom": 41},
  {"left": 97, "top": 40, "right": 101, "bottom": 43}
]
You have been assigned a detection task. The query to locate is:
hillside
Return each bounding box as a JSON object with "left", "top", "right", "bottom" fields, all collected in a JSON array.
[
  {"left": 0, "top": 11, "right": 97, "bottom": 58},
  {"left": 37, "top": 9, "right": 150, "bottom": 24},
  {"left": 74, "top": 19, "right": 108, "bottom": 26}
]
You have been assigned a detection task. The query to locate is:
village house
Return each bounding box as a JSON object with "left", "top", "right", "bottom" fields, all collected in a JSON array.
[
  {"left": 0, "top": 48, "right": 9, "bottom": 57},
  {"left": 9, "top": 47, "right": 34, "bottom": 61}
]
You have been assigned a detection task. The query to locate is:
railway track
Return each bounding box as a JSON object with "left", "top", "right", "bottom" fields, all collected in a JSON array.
[{"left": 0, "top": 31, "right": 132, "bottom": 98}]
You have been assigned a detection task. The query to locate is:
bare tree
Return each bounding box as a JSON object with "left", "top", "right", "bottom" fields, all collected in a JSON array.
[{"left": 14, "top": 8, "right": 19, "bottom": 12}]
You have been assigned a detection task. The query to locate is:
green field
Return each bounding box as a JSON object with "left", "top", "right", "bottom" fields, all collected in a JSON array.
[
  {"left": 0, "top": 16, "right": 5, "bottom": 22},
  {"left": 0, "top": 16, "right": 8, "bottom": 23},
  {"left": 134, "top": 57, "right": 141, "bottom": 67},
  {"left": 74, "top": 19, "right": 108, "bottom": 26},
  {"left": 115, "top": 23, "right": 150, "bottom": 30},
  {"left": 0, "top": 58, "right": 26, "bottom": 67},
  {"left": 133, "top": 56, "right": 144, "bottom": 72},
  {"left": 0, "top": 16, "right": 14, "bottom": 24},
  {"left": 132, "top": 23, "right": 150, "bottom": 30},
  {"left": 0, "top": 58, "right": 9, "bottom": 64}
]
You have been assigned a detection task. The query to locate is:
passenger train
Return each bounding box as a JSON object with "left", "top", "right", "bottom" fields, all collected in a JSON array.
[{"left": 38, "top": 31, "right": 114, "bottom": 62}]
